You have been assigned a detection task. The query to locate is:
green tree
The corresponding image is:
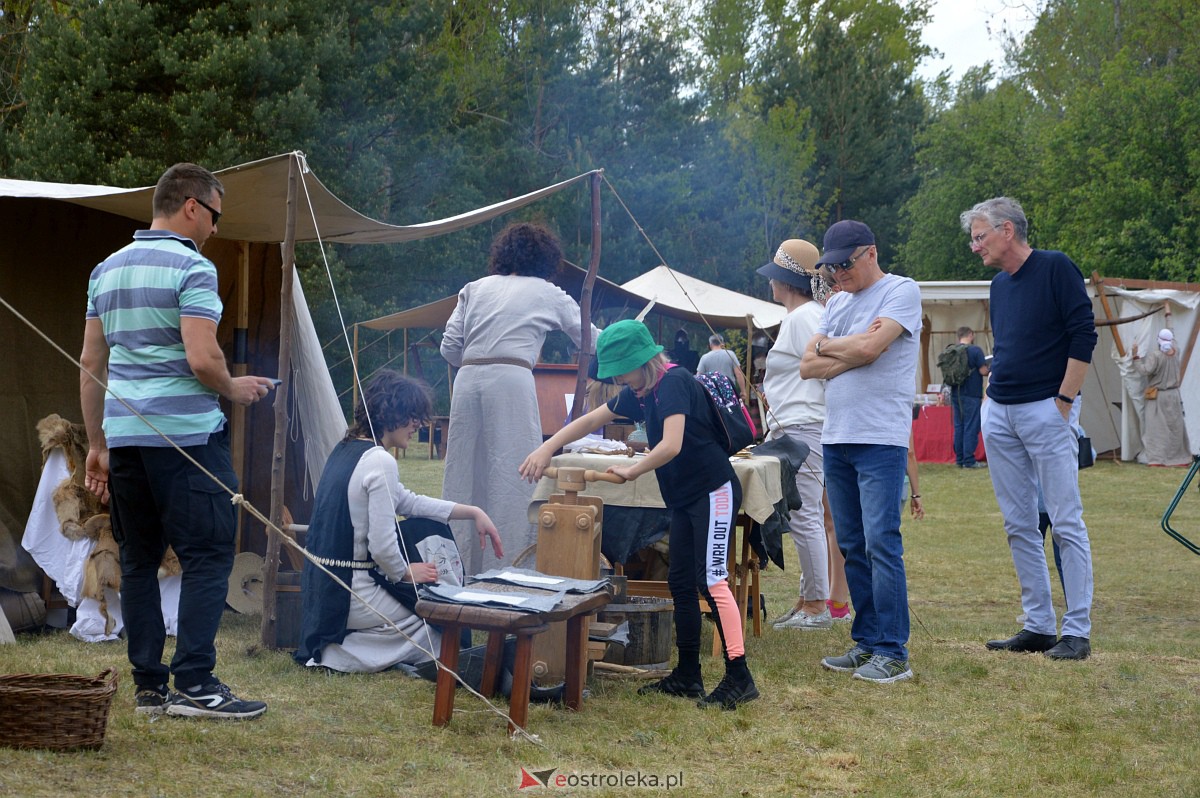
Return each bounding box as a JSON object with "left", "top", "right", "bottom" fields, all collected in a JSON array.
[{"left": 898, "top": 69, "right": 1042, "bottom": 280}]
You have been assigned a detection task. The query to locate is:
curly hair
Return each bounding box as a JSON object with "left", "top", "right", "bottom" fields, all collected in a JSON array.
[
  {"left": 487, "top": 222, "right": 563, "bottom": 279},
  {"left": 346, "top": 370, "right": 433, "bottom": 442}
]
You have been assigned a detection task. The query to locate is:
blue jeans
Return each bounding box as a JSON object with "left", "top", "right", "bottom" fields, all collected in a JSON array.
[
  {"left": 982, "top": 399, "right": 1093, "bottom": 638},
  {"left": 952, "top": 393, "right": 982, "bottom": 466},
  {"left": 823, "top": 443, "right": 910, "bottom": 660}
]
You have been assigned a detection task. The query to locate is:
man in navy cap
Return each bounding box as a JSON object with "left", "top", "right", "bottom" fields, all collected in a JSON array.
[{"left": 800, "top": 220, "right": 922, "bottom": 683}]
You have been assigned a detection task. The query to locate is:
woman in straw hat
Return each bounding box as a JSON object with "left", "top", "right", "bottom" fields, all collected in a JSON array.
[
  {"left": 520, "top": 319, "right": 759, "bottom": 710},
  {"left": 756, "top": 239, "right": 844, "bottom": 630}
]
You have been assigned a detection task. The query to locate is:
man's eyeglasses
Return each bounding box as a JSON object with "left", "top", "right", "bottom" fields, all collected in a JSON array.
[
  {"left": 824, "top": 246, "right": 871, "bottom": 273},
  {"left": 969, "top": 225, "right": 1001, "bottom": 247},
  {"left": 188, "top": 196, "right": 221, "bottom": 226}
]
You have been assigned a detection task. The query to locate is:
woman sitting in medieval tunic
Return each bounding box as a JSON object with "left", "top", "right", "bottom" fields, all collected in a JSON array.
[{"left": 295, "top": 370, "right": 503, "bottom": 673}]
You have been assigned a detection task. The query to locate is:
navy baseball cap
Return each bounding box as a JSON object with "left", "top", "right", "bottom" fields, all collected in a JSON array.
[{"left": 816, "top": 220, "right": 875, "bottom": 265}]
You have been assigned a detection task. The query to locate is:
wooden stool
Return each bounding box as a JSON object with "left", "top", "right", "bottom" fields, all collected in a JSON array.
[{"left": 415, "top": 588, "right": 611, "bottom": 736}]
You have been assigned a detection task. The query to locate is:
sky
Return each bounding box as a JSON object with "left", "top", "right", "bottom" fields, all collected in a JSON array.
[{"left": 916, "top": 0, "right": 1040, "bottom": 83}]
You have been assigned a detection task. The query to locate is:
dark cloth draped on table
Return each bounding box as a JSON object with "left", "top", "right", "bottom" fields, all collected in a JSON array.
[
  {"left": 596, "top": 441, "right": 806, "bottom": 569},
  {"left": 745, "top": 435, "right": 809, "bottom": 569}
]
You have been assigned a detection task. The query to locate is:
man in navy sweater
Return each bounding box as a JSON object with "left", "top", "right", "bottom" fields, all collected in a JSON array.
[{"left": 961, "top": 197, "right": 1097, "bottom": 661}]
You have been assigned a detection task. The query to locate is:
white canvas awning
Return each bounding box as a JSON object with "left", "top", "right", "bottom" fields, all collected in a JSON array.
[
  {"left": 0, "top": 153, "right": 598, "bottom": 245},
  {"left": 619, "top": 265, "right": 787, "bottom": 330}
]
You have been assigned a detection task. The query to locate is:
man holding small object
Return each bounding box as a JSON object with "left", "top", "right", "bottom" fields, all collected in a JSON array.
[{"left": 81, "top": 163, "right": 277, "bottom": 718}]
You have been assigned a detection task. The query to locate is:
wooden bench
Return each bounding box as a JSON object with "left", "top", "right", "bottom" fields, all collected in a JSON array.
[{"left": 414, "top": 587, "right": 611, "bottom": 735}]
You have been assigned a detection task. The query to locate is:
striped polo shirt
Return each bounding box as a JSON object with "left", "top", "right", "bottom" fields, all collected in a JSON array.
[{"left": 86, "top": 230, "right": 225, "bottom": 448}]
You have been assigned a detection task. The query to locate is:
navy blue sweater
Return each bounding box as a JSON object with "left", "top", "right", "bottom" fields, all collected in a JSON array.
[{"left": 987, "top": 250, "right": 1097, "bottom": 405}]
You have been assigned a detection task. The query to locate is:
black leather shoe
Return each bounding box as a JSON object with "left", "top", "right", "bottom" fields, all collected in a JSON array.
[
  {"left": 1045, "top": 635, "right": 1091, "bottom": 660},
  {"left": 985, "top": 629, "right": 1058, "bottom": 652}
]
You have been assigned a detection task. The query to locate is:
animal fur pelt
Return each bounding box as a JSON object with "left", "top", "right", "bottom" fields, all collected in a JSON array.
[
  {"left": 80, "top": 514, "right": 121, "bottom": 636},
  {"left": 38, "top": 414, "right": 104, "bottom": 540}
]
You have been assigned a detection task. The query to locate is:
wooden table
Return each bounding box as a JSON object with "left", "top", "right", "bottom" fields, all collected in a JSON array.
[
  {"left": 414, "top": 586, "right": 611, "bottom": 735},
  {"left": 529, "top": 451, "right": 782, "bottom": 643}
]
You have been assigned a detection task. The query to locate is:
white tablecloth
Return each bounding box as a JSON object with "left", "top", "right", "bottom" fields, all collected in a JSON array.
[{"left": 529, "top": 452, "right": 782, "bottom": 522}]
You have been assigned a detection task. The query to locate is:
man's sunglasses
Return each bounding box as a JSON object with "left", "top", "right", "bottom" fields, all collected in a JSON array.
[{"left": 188, "top": 196, "right": 221, "bottom": 225}]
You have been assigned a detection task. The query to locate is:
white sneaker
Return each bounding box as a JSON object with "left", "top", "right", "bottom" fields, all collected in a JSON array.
[{"left": 776, "top": 607, "right": 833, "bottom": 630}]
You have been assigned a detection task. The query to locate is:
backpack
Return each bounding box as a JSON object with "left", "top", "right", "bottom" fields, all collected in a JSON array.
[
  {"left": 937, "top": 343, "right": 971, "bottom": 387},
  {"left": 694, "top": 371, "right": 758, "bottom": 455}
]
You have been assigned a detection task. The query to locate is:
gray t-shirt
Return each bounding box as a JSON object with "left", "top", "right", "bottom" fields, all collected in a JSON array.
[
  {"left": 697, "top": 348, "right": 740, "bottom": 382},
  {"left": 818, "top": 274, "right": 922, "bottom": 448}
]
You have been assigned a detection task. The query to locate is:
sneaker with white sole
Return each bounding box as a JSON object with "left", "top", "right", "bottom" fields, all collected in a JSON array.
[
  {"left": 821, "top": 644, "right": 872, "bottom": 673},
  {"left": 851, "top": 654, "right": 914, "bottom": 684},
  {"left": 776, "top": 607, "right": 833, "bottom": 630},
  {"left": 134, "top": 684, "right": 173, "bottom": 716},
  {"left": 167, "top": 680, "right": 267, "bottom": 719}
]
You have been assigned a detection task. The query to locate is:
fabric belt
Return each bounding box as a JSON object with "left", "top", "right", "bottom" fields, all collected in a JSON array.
[
  {"left": 312, "top": 556, "right": 377, "bottom": 570},
  {"left": 461, "top": 357, "right": 532, "bottom": 369}
]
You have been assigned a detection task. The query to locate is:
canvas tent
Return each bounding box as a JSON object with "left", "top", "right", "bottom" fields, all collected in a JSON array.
[
  {"left": 359, "top": 262, "right": 788, "bottom": 334},
  {"left": 0, "top": 153, "right": 603, "bottom": 611}
]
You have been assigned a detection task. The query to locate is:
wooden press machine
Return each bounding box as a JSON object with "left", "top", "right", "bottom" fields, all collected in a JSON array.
[{"left": 528, "top": 465, "right": 624, "bottom": 686}]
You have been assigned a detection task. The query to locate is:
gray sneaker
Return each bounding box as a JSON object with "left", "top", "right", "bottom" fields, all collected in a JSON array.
[
  {"left": 776, "top": 607, "right": 833, "bottom": 630},
  {"left": 852, "top": 654, "right": 914, "bottom": 684},
  {"left": 820, "top": 644, "right": 871, "bottom": 673}
]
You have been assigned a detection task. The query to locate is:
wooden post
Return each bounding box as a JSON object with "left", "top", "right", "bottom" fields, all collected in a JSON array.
[
  {"left": 1092, "top": 272, "right": 1126, "bottom": 356},
  {"left": 261, "top": 154, "right": 299, "bottom": 649},
  {"left": 232, "top": 241, "right": 250, "bottom": 552},
  {"left": 571, "top": 171, "right": 602, "bottom": 422},
  {"left": 351, "top": 323, "right": 360, "bottom": 411}
]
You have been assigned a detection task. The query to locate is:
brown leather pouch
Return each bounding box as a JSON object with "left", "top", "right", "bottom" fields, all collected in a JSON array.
[{"left": 1144, "top": 386, "right": 1158, "bottom": 400}]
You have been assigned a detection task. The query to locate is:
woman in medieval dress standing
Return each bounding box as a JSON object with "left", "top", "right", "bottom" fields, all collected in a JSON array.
[
  {"left": 1131, "top": 328, "right": 1191, "bottom": 466},
  {"left": 440, "top": 222, "right": 599, "bottom": 573}
]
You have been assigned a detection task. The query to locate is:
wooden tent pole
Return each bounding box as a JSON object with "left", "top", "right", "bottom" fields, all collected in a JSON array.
[
  {"left": 1092, "top": 272, "right": 1126, "bottom": 356},
  {"left": 351, "top": 323, "right": 360, "bottom": 409},
  {"left": 744, "top": 315, "right": 752, "bottom": 404},
  {"left": 231, "top": 241, "right": 250, "bottom": 553},
  {"left": 261, "top": 154, "right": 299, "bottom": 649},
  {"left": 571, "top": 171, "right": 602, "bottom": 421},
  {"left": 1178, "top": 304, "right": 1200, "bottom": 383}
]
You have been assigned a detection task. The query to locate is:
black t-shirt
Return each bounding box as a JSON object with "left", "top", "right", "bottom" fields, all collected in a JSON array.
[{"left": 608, "top": 366, "right": 736, "bottom": 507}]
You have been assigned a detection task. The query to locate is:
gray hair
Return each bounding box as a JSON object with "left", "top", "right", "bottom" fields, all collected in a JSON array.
[
  {"left": 960, "top": 197, "right": 1028, "bottom": 242},
  {"left": 708, "top": 334, "right": 723, "bottom": 347}
]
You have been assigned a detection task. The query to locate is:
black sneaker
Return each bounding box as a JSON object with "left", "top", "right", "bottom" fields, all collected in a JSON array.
[
  {"left": 637, "top": 669, "right": 706, "bottom": 699},
  {"left": 135, "top": 684, "right": 173, "bottom": 716},
  {"left": 167, "top": 680, "right": 267, "bottom": 720},
  {"left": 697, "top": 671, "right": 759, "bottom": 710}
]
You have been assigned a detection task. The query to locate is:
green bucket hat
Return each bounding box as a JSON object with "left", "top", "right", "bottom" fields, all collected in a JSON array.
[{"left": 596, "top": 319, "right": 664, "bottom": 379}]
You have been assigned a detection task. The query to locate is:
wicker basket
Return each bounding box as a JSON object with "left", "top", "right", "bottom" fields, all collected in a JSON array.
[{"left": 0, "top": 668, "right": 118, "bottom": 751}]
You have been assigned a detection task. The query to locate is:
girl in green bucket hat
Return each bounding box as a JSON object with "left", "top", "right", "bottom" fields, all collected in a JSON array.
[{"left": 519, "top": 319, "right": 760, "bottom": 710}]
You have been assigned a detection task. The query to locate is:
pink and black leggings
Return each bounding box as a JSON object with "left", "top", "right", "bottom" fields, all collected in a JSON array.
[{"left": 667, "top": 480, "right": 744, "bottom": 663}]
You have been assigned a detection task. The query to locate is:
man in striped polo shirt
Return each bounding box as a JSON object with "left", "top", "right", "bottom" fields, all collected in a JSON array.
[{"left": 80, "top": 163, "right": 276, "bottom": 719}]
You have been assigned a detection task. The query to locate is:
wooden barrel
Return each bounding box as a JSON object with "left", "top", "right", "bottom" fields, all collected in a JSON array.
[{"left": 598, "top": 596, "right": 673, "bottom": 669}]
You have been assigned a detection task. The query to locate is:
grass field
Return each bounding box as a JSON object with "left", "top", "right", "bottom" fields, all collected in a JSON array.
[{"left": 1, "top": 454, "right": 1198, "bottom": 797}]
